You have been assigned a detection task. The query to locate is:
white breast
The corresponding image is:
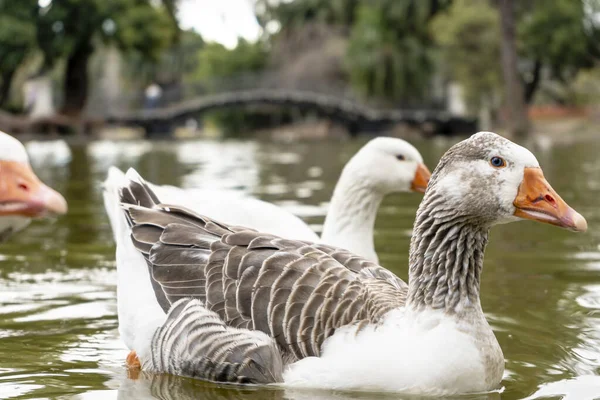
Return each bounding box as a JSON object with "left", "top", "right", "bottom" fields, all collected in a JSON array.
[{"left": 283, "top": 308, "right": 501, "bottom": 395}]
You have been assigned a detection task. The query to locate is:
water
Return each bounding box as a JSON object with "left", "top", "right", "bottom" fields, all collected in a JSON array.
[{"left": 1, "top": 136, "right": 599, "bottom": 400}]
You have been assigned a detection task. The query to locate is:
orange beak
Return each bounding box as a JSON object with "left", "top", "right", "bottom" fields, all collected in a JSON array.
[
  {"left": 410, "top": 163, "right": 431, "bottom": 193},
  {"left": 0, "top": 160, "right": 67, "bottom": 217},
  {"left": 513, "top": 167, "right": 586, "bottom": 232}
]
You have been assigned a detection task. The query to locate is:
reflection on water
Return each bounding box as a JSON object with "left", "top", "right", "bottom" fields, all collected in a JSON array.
[
  {"left": 176, "top": 140, "right": 260, "bottom": 191},
  {"left": 0, "top": 137, "right": 599, "bottom": 399},
  {"left": 110, "top": 372, "right": 501, "bottom": 400}
]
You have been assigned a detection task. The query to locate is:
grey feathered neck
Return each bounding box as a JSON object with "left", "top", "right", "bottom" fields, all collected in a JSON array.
[{"left": 406, "top": 171, "right": 489, "bottom": 314}]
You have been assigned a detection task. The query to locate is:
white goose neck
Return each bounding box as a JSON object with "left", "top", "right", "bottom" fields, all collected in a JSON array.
[
  {"left": 406, "top": 191, "right": 489, "bottom": 315},
  {"left": 320, "top": 165, "right": 384, "bottom": 263}
]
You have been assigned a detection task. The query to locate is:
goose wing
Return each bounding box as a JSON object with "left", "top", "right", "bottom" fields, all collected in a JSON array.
[
  {"left": 121, "top": 177, "right": 408, "bottom": 366},
  {"left": 150, "top": 297, "right": 284, "bottom": 384}
]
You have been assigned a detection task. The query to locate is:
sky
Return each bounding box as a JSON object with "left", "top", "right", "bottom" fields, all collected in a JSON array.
[{"left": 177, "top": 0, "right": 262, "bottom": 49}]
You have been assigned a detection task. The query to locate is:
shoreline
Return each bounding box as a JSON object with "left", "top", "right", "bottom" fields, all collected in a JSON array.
[{"left": 8, "top": 117, "right": 600, "bottom": 146}]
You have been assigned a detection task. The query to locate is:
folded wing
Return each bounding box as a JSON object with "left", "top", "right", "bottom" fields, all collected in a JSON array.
[{"left": 120, "top": 176, "right": 408, "bottom": 381}]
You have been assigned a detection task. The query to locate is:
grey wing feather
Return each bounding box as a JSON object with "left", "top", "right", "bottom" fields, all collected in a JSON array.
[
  {"left": 150, "top": 298, "right": 284, "bottom": 384},
  {"left": 120, "top": 176, "right": 408, "bottom": 368}
]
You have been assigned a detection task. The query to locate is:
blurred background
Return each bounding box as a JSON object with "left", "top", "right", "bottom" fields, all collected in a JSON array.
[
  {"left": 1, "top": 0, "right": 599, "bottom": 141},
  {"left": 1, "top": 1, "right": 600, "bottom": 400}
]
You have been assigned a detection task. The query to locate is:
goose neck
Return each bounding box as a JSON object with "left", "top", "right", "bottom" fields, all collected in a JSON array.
[
  {"left": 406, "top": 194, "right": 489, "bottom": 315},
  {"left": 320, "top": 169, "right": 384, "bottom": 262}
]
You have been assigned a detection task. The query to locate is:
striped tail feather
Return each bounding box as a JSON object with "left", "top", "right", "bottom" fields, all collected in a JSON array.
[{"left": 149, "top": 298, "right": 284, "bottom": 384}]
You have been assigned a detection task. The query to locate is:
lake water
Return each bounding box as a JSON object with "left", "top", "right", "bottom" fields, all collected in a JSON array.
[{"left": 0, "top": 136, "right": 599, "bottom": 400}]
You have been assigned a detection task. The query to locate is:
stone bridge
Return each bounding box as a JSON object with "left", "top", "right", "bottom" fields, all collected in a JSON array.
[{"left": 107, "top": 87, "right": 476, "bottom": 137}]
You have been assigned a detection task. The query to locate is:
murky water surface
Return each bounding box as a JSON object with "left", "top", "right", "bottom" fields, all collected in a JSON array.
[{"left": 1, "top": 137, "right": 599, "bottom": 399}]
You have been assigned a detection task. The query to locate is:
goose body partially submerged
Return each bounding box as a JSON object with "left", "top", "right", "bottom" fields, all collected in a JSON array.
[
  {"left": 108, "top": 132, "right": 586, "bottom": 395},
  {"left": 104, "top": 137, "right": 430, "bottom": 262},
  {"left": 0, "top": 131, "right": 68, "bottom": 240}
]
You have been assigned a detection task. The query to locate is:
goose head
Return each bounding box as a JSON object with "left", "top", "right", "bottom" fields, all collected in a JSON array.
[
  {"left": 0, "top": 131, "right": 68, "bottom": 239},
  {"left": 348, "top": 137, "right": 431, "bottom": 194},
  {"left": 425, "top": 131, "right": 586, "bottom": 232}
]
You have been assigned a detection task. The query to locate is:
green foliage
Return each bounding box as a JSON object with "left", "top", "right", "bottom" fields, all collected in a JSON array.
[
  {"left": 0, "top": 0, "right": 38, "bottom": 104},
  {"left": 256, "top": 0, "right": 357, "bottom": 31},
  {"left": 432, "top": 0, "right": 501, "bottom": 110},
  {"left": 0, "top": 0, "right": 37, "bottom": 69},
  {"left": 346, "top": 1, "right": 447, "bottom": 103},
  {"left": 432, "top": 0, "right": 600, "bottom": 108},
  {"left": 36, "top": 0, "right": 176, "bottom": 66},
  {"left": 123, "top": 29, "right": 204, "bottom": 88},
  {"left": 258, "top": 0, "right": 451, "bottom": 103},
  {"left": 33, "top": 0, "right": 178, "bottom": 113},
  {"left": 519, "top": 0, "right": 598, "bottom": 82},
  {"left": 112, "top": 3, "right": 176, "bottom": 60},
  {"left": 567, "top": 67, "right": 600, "bottom": 106},
  {"left": 192, "top": 40, "right": 268, "bottom": 84},
  {"left": 189, "top": 40, "right": 269, "bottom": 135}
]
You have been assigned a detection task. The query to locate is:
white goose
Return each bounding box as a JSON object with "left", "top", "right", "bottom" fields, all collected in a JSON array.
[
  {"left": 0, "top": 131, "right": 68, "bottom": 240},
  {"left": 107, "top": 132, "right": 587, "bottom": 395},
  {"left": 104, "top": 137, "right": 431, "bottom": 262}
]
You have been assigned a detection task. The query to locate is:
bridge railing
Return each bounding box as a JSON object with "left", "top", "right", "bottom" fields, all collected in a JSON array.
[{"left": 102, "top": 69, "right": 446, "bottom": 118}]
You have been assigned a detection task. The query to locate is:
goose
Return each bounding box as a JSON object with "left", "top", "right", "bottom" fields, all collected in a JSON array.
[
  {"left": 0, "top": 131, "right": 68, "bottom": 240},
  {"left": 108, "top": 132, "right": 587, "bottom": 395},
  {"left": 104, "top": 137, "right": 431, "bottom": 262}
]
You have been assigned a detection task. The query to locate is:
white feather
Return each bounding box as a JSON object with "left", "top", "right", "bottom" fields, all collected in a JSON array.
[
  {"left": 283, "top": 308, "right": 497, "bottom": 395},
  {"left": 102, "top": 168, "right": 166, "bottom": 358},
  {"left": 0, "top": 131, "right": 29, "bottom": 163}
]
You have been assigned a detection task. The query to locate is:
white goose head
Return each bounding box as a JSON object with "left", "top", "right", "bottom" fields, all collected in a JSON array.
[
  {"left": 0, "top": 131, "right": 68, "bottom": 239},
  {"left": 322, "top": 137, "right": 431, "bottom": 262},
  {"left": 347, "top": 137, "right": 431, "bottom": 194},
  {"left": 424, "top": 131, "right": 586, "bottom": 231}
]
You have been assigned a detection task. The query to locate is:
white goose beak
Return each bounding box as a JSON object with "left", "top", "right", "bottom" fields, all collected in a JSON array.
[
  {"left": 0, "top": 160, "right": 68, "bottom": 217},
  {"left": 513, "top": 167, "right": 587, "bottom": 232}
]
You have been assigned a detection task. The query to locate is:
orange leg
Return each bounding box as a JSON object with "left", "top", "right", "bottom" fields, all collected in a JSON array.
[
  {"left": 126, "top": 350, "right": 141, "bottom": 380},
  {"left": 126, "top": 350, "right": 141, "bottom": 368}
]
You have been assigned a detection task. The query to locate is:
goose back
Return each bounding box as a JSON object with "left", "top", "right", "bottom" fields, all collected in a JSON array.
[{"left": 120, "top": 177, "right": 408, "bottom": 371}]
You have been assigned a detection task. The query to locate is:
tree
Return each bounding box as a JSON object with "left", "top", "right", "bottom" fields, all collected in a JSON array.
[
  {"left": 189, "top": 39, "right": 270, "bottom": 135},
  {"left": 347, "top": 4, "right": 431, "bottom": 103},
  {"left": 192, "top": 40, "right": 268, "bottom": 85},
  {"left": 0, "top": 0, "right": 38, "bottom": 108},
  {"left": 432, "top": 0, "right": 502, "bottom": 112},
  {"left": 36, "top": 0, "right": 177, "bottom": 115},
  {"left": 257, "top": 0, "right": 450, "bottom": 104},
  {"left": 499, "top": 0, "right": 529, "bottom": 138},
  {"left": 347, "top": 1, "right": 451, "bottom": 104},
  {"left": 122, "top": 29, "right": 205, "bottom": 92},
  {"left": 255, "top": 0, "right": 358, "bottom": 32},
  {"left": 518, "top": 0, "right": 600, "bottom": 103},
  {"left": 434, "top": 0, "right": 600, "bottom": 114}
]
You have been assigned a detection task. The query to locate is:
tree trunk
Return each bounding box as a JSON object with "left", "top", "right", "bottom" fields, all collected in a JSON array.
[
  {"left": 61, "top": 44, "right": 93, "bottom": 116},
  {"left": 524, "top": 60, "right": 542, "bottom": 104},
  {"left": 0, "top": 69, "right": 15, "bottom": 108},
  {"left": 498, "top": 0, "right": 529, "bottom": 139}
]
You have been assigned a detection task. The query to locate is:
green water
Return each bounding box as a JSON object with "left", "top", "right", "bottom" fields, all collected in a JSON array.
[{"left": 0, "top": 137, "right": 599, "bottom": 400}]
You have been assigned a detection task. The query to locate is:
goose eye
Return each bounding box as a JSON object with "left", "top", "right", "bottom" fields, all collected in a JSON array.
[
  {"left": 490, "top": 156, "right": 506, "bottom": 168},
  {"left": 396, "top": 155, "right": 405, "bottom": 161}
]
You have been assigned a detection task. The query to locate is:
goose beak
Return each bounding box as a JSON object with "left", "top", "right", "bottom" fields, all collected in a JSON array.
[
  {"left": 410, "top": 163, "right": 431, "bottom": 193},
  {"left": 513, "top": 167, "right": 586, "bottom": 232},
  {"left": 0, "top": 161, "right": 68, "bottom": 217}
]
